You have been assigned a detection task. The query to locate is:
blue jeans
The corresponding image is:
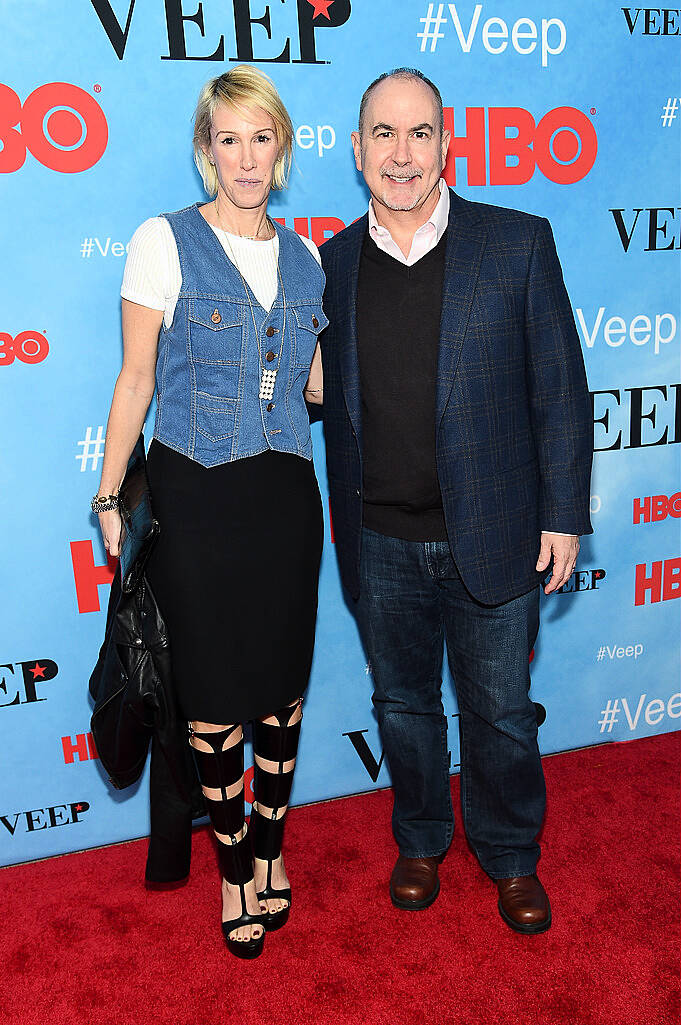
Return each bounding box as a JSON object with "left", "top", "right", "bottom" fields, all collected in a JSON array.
[{"left": 355, "top": 528, "right": 544, "bottom": 879}]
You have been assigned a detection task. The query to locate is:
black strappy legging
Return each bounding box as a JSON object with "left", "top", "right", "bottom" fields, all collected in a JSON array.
[
  {"left": 188, "top": 698, "right": 303, "bottom": 936},
  {"left": 189, "top": 723, "right": 264, "bottom": 944},
  {"left": 251, "top": 699, "right": 303, "bottom": 913}
]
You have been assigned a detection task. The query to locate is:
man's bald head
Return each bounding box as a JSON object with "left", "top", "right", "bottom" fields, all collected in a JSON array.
[{"left": 358, "top": 67, "right": 444, "bottom": 139}]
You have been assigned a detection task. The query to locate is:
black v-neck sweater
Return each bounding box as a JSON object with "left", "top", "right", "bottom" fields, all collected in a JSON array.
[{"left": 356, "top": 229, "right": 448, "bottom": 542}]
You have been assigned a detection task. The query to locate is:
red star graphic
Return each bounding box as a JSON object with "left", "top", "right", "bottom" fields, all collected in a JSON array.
[
  {"left": 30, "top": 662, "right": 47, "bottom": 679},
  {"left": 75, "top": 804, "right": 85, "bottom": 812},
  {"left": 306, "top": 0, "right": 334, "bottom": 19}
]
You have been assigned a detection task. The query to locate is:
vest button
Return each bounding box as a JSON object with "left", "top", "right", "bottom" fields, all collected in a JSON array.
[
  {"left": 312, "top": 316, "right": 319, "bottom": 328},
  {"left": 267, "top": 402, "right": 275, "bottom": 412},
  {"left": 266, "top": 351, "right": 276, "bottom": 362},
  {"left": 266, "top": 326, "right": 275, "bottom": 337},
  {"left": 211, "top": 309, "right": 221, "bottom": 324}
]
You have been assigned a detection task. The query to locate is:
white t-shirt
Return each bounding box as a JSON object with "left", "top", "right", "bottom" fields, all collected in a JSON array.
[{"left": 121, "top": 215, "right": 322, "bottom": 328}]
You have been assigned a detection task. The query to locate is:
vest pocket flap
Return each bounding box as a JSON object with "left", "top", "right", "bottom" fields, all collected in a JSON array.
[
  {"left": 188, "top": 300, "right": 243, "bottom": 331},
  {"left": 292, "top": 305, "right": 329, "bottom": 335},
  {"left": 196, "top": 392, "right": 237, "bottom": 443}
]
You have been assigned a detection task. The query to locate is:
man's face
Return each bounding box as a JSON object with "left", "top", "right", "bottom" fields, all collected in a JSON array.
[{"left": 352, "top": 77, "right": 450, "bottom": 215}]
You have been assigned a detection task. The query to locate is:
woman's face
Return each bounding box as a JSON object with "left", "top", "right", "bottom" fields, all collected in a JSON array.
[{"left": 204, "top": 102, "right": 280, "bottom": 215}]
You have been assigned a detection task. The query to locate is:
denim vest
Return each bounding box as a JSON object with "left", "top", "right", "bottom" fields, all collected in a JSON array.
[{"left": 153, "top": 203, "right": 328, "bottom": 467}]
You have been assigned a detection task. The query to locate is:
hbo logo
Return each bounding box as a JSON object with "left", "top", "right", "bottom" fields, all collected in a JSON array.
[
  {"left": 0, "top": 331, "right": 49, "bottom": 366},
  {"left": 0, "top": 82, "right": 108, "bottom": 174},
  {"left": 443, "top": 105, "right": 597, "bottom": 186},
  {"left": 633, "top": 493, "right": 681, "bottom": 524}
]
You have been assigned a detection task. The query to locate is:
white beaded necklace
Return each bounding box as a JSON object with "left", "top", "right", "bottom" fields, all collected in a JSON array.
[{"left": 220, "top": 223, "right": 287, "bottom": 403}]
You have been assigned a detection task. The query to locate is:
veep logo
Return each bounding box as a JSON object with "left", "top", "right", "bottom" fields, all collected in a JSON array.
[
  {"left": 428, "top": 5, "right": 567, "bottom": 66},
  {"left": 576, "top": 307, "right": 677, "bottom": 356},
  {"left": 598, "top": 692, "right": 681, "bottom": 734},
  {"left": 91, "top": 0, "right": 351, "bottom": 64},
  {"left": 622, "top": 8, "right": 680, "bottom": 34},
  {"left": 592, "top": 384, "right": 681, "bottom": 451},
  {"left": 1, "top": 801, "right": 90, "bottom": 836},
  {"left": 344, "top": 714, "right": 462, "bottom": 778},
  {"left": 0, "top": 659, "right": 59, "bottom": 707},
  {"left": 610, "top": 208, "right": 681, "bottom": 252},
  {"left": 442, "top": 106, "right": 597, "bottom": 186},
  {"left": 295, "top": 123, "right": 336, "bottom": 157},
  {"left": 634, "top": 557, "right": 681, "bottom": 605},
  {"left": 0, "top": 83, "right": 108, "bottom": 174},
  {"left": 0, "top": 330, "right": 49, "bottom": 366},
  {"left": 549, "top": 567, "right": 605, "bottom": 595},
  {"left": 633, "top": 493, "right": 681, "bottom": 523}
]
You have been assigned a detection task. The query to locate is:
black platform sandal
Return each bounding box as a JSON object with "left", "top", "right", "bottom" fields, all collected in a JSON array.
[
  {"left": 190, "top": 724, "right": 266, "bottom": 959},
  {"left": 251, "top": 701, "right": 302, "bottom": 932},
  {"left": 216, "top": 829, "right": 266, "bottom": 958}
]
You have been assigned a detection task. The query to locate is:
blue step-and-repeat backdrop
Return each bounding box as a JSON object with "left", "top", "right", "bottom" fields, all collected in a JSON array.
[{"left": 1, "top": 1, "right": 679, "bottom": 866}]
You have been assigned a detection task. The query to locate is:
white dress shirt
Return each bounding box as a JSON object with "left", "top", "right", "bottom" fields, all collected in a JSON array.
[{"left": 368, "top": 178, "right": 450, "bottom": 266}]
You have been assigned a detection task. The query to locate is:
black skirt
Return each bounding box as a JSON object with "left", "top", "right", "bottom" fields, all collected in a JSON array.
[{"left": 145, "top": 440, "right": 323, "bottom": 723}]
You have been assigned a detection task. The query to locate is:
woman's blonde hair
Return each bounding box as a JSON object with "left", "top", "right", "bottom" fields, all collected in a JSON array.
[{"left": 193, "top": 65, "right": 293, "bottom": 195}]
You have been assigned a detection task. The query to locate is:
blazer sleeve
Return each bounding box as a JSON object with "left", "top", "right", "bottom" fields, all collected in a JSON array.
[{"left": 524, "top": 217, "right": 593, "bottom": 536}]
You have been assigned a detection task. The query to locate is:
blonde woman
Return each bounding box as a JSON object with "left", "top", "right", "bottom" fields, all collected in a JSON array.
[{"left": 94, "top": 66, "right": 326, "bottom": 959}]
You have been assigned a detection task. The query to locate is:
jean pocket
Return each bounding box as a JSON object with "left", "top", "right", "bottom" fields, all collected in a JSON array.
[
  {"left": 292, "top": 303, "right": 329, "bottom": 368},
  {"left": 195, "top": 392, "right": 237, "bottom": 443},
  {"left": 188, "top": 301, "right": 243, "bottom": 365}
]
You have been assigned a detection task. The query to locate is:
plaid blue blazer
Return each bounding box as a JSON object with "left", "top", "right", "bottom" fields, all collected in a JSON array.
[{"left": 320, "top": 190, "right": 593, "bottom": 604}]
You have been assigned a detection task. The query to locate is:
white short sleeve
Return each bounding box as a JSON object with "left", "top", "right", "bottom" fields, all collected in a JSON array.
[
  {"left": 121, "top": 217, "right": 321, "bottom": 326},
  {"left": 299, "top": 234, "right": 322, "bottom": 267},
  {"left": 121, "top": 217, "right": 181, "bottom": 316}
]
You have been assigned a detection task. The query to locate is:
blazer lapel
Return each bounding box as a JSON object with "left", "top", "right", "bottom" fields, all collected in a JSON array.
[
  {"left": 436, "top": 191, "right": 487, "bottom": 424},
  {"left": 336, "top": 215, "right": 366, "bottom": 443}
]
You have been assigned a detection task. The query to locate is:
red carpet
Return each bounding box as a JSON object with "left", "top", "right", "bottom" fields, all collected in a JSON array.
[{"left": 1, "top": 732, "right": 679, "bottom": 1025}]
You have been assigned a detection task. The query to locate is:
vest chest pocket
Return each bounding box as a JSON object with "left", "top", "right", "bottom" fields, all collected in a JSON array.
[
  {"left": 188, "top": 300, "right": 243, "bottom": 365},
  {"left": 292, "top": 304, "right": 329, "bottom": 368},
  {"left": 196, "top": 392, "right": 237, "bottom": 443}
]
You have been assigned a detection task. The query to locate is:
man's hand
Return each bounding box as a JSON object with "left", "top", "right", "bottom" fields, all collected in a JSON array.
[{"left": 536, "top": 532, "right": 580, "bottom": 595}]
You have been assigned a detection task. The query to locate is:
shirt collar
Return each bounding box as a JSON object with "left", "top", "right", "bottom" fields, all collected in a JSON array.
[{"left": 368, "top": 178, "right": 450, "bottom": 242}]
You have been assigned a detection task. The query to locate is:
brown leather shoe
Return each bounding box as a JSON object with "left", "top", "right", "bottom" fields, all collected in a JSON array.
[
  {"left": 496, "top": 875, "right": 551, "bottom": 934},
  {"left": 390, "top": 854, "right": 441, "bottom": 910}
]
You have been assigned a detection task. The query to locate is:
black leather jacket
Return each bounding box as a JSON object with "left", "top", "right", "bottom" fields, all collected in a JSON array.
[{"left": 90, "top": 565, "right": 203, "bottom": 883}]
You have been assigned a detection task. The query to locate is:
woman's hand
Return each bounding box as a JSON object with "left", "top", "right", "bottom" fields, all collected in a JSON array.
[{"left": 98, "top": 508, "right": 123, "bottom": 558}]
